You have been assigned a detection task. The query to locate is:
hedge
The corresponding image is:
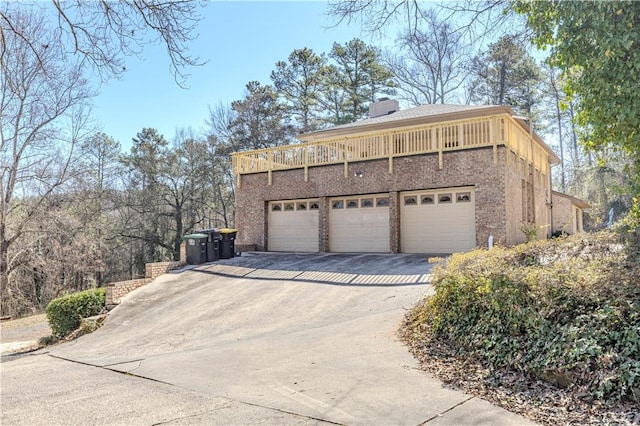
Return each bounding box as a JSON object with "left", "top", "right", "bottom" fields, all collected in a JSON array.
[
  {"left": 404, "top": 231, "right": 640, "bottom": 402},
  {"left": 45, "top": 288, "right": 105, "bottom": 338}
]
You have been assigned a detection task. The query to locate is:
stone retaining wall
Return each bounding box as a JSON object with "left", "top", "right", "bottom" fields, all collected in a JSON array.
[
  {"left": 106, "top": 278, "right": 151, "bottom": 306},
  {"left": 105, "top": 243, "right": 187, "bottom": 307},
  {"left": 145, "top": 260, "right": 185, "bottom": 280}
]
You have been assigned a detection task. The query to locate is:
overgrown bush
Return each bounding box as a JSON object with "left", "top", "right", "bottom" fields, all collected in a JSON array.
[
  {"left": 45, "top": 288, "right": 105, "bottom": 338},
  {"left": 404, "top": 231, "right": 640, "bottom": 403}
]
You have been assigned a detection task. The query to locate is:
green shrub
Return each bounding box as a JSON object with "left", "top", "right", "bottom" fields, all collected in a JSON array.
[
  {"left": 520, "top": 221, "right": 540, "bottom": 241},
  {"left": 38, "top": 335, "right": 58, "bottom": 346},
  {"left": 45, "top": 288, "right": 105, "bottom": 338},
  {"left": 405, "top": 231, "right": 640, "bottom": 403}
]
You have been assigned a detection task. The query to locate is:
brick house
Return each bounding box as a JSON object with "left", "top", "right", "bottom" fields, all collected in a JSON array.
[
  {"left": 231, "top": 100, "right": 587, "bottom": 254},
  {"left": 551, "top": 191, "right": 590, "bottom": 235}
]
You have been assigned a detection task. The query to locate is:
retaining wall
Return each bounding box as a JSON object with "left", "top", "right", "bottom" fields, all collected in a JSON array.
[{"left": 105, "top": 243, "right": 187, "bottom": 307}]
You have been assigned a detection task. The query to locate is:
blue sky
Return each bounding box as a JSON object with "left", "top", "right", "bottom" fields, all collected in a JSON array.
[{"left": 92, "top": 1, "right": 394, "bottom": 151}]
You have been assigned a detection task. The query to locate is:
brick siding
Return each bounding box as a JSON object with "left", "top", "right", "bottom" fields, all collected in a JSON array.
[
  {"left": 235, "top": 146, "right": 552, "bottom": 253},
  {"left": 504, "top": 153, "right": 553, "bottom": 244},
  {"left": 552, "top": 195, "right": 575, "bottom": 234},
  {"left": 235, "top": 243, "right": 257, "bottom": 252}
]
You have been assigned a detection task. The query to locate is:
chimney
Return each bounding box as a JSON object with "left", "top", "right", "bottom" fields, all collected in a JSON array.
[{"left": 369, "top": 98, "right": 399, "bottom": 118}]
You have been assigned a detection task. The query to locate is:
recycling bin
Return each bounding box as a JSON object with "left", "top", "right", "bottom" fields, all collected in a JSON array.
[
  {"left": 183, "top": 233, "right": 208, "bottom": 265},
  {"left": 219, "top": 228, "right": 238, "bottom": 259}
]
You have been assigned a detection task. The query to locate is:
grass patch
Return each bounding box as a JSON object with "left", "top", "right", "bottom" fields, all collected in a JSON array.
[{"left": 38, "top": 334, "right": 59, "bottom": 346}]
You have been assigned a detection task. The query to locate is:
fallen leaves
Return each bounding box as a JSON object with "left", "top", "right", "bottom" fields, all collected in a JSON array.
[{"left": 400, "top": 325, "right": 639, "bottom": 425}]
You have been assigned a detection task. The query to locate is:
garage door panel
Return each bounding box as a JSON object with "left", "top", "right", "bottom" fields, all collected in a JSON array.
[
  {"left": 330, "top": 194, "right": 390, "bottom": 253},
  {"left": 401, "top": 188, "right": 476, "bottom": 254},
  {"left": 269, "top": 199, "right": 319, "bottom": 252}
]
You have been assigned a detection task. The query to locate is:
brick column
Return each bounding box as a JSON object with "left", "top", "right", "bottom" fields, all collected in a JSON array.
[
  {"left": 319, "top": 196, "right": 329, "bottom": 252},
  {"left": 389, "top": 191, "right": 400, "bottom": 253},
  {"left": 180, "top": 241, "right": 186, "bottom": 264},
  {"left": 105, "top": 283, "right": 116, "bottom": 306}
]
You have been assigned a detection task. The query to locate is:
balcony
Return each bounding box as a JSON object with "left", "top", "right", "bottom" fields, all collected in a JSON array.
[{"left": 231, "top": 113, "right": 554, "bottom": 185}]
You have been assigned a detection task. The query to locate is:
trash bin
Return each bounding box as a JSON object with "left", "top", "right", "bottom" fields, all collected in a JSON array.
[
  {"left": 207, "top": 239, "right": 220, "bottom": 262},
  {"left": 183, "top": 233, "right": 208, "bottom": 265},
  {"left": 219, "top": 228, "right": 238, "bottom": 259},
  {"left": 198, "top": 228, "right": 221, "bottom": 262}
]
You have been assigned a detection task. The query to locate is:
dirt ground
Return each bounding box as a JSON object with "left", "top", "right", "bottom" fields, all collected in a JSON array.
[{"left": 0, "top": 314, "right": 51, "bottom": 355}]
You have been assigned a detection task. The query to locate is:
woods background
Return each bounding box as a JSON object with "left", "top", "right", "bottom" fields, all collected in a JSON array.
[{"left": 1, "top": 1, "right": 637, "bottom": 317}]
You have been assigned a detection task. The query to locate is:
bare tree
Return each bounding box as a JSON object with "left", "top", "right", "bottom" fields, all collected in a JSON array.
[
  {"left": 1, "top": 2, "right": 206, "bottom": 315},
  {"left": 329, "top": 0, "right": 426, "bottom": 37},
  {"left": 327, "top": 1, "right": 528, "bottom": 111},
  {"left": 206, "top": 102, "right": 236, "bottom": 150},
  {"left": 568, "top": 101, "right": 582, "bottom": 169},
  {"left": 328, "top": 0, "right": 523, "bottom": 43},
  {"left": 542, "top": 65, "right": 567, "bottom": 192},
  {"left": 10, "top": 197, "right": 102, "bottom": 315},
  {"left": 162, "top": 130, "right": 212, "bottom": 258},
  {"left": 203, "top": 142, "right": 235, "bottom": 227},
  {"left": 0, "top": 9, "right": 95, "bottom": 316},
  {"left": 204, "top": 105, "right": 238, "bottom": 228},
  {"left": 73, "top": 133, "right": 123, "bottom": 285},
  {"left": 0, "top": 0, "right": 204, "bottom": 86},
  {"left": 386, "top": 9, "right": 469, "bottom": 105}
]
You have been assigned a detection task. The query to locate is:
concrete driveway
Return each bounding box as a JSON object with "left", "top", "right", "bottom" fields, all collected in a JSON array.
[{"left": 1, "top": 253, "right": 534, "bottom": 425}]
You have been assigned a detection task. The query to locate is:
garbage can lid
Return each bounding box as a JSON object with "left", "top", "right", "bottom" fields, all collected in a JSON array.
[
  {"left": 219, "top": 228, "right": 238, "bottom": 234},
  {"left": 197, "top": 228, "right": 221, "bottom": 236},
  {"left": 182, "top": 233, "right": 208, "bottom": 239}
]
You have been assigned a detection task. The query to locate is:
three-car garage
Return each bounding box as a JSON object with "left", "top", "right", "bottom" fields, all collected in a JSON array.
[{"left": 268, "top": 187, "right": 477, "bottom": 254}]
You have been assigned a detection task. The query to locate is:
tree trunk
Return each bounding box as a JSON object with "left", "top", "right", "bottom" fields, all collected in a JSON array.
[
  {"left": 569, "top": 102, "right": 580, "bottom": 169},
  {"left": 595, "top": 165, "right": 609, "bottom": 226},
  {"left": 554, "top": 88, "right": 566, "bottom": 192},
  {"left": 498, "top": 63, "right": 507, "bottom": 104},
  {"left": 174, "top": 206, "right": 183, "bottom": 261},
  {"left": 0, "top": 238, "right": 9, "bottom": 317}
]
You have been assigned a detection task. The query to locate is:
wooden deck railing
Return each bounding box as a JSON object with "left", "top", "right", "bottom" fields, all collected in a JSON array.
[{"left": 231, "top": 113, "right": 551, "bottom": 184}]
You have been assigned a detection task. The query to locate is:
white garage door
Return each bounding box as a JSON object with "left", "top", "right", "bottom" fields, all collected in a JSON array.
[
  {"left": 268, "top": 199, "right": 319, "bottom": 252},
  {"left": 401, "top": 187, "right": 476, "bottom": 253},
  {"left": 329, "top": 194, "right": 390, "bottom": 253}
]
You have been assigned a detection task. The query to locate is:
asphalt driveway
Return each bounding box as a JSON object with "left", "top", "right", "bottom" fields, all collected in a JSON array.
[{"left": 1, "top": 253, "right": 534, "bottom": 425}]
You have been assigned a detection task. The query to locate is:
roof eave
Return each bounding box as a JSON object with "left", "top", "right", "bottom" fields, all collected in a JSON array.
[{"left": 552, "top": 190, "right": 592, "bottom": 209}]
